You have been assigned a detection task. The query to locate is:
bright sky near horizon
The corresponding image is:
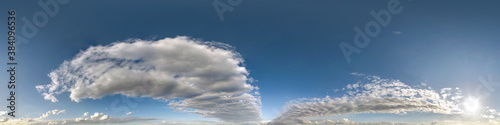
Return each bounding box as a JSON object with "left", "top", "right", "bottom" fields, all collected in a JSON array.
[{"left": 1, "top": 0, "right": 500, "bottom": 124}]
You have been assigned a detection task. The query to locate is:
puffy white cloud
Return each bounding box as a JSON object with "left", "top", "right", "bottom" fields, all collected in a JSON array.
[
  {"left": 0, "top": 118, "right": 34, "bottom": 125},
  {"left": 70, "top": 116, "right": 153, "bottom": 124},
  {"left": 42, "top": 93, "right": 58, "bottom": 103},
  {"left": 99, "top": 115, "right": 109, "bottom": 120},
  {"left": 126, "top": 112, "right": 133, "bottom": 115},
  {"left": 481, "top": 108, "right": 500, "bottom": 124},
  {"left": 270, "top": 74, "right": 464, "bottom": 124},
  {"left": 37, "top": 109, "right": 65, "bottom": 120},
  {"left": 0, "top": 109, "right": 155, "bottom": 125},
  {"left": 68, "top": 112, "right": 151, "bottom": 124},
  {"left": 89, "top": 112, "right": 105, "bottom": 120},
  {"left": 0, "top": 111, "right": 6, "bottom": 117},
  {"left": 36, "top": 36, "right": 261, "bottom": 123},
  {"left": 1, "top": 118, "right": 8, "bottom": 122},
  {"left": 75, "top": 112, "right": 108, "bottom": 121}
]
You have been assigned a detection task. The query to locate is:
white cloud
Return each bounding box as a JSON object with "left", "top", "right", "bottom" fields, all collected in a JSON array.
[
  {"left": 393, "top": 31, "right": 402, "bottom": 34},
  {"left": 270, "top": 74, "right": 465, "bottom": 124},
  {"left": 99, "top": 115, "right": 109, "bottom": 120},
  {"left": 481, "top": 107, "right": 500, "bottom": 124},
  {"left": 126, "top": 112, "right": 133, "bottom": 115},
  {"left": 70, "top": 116, "right": 153, "bottom": 124},
  {"left": 0, "top": 118, "right": 8, "bottom": 122},
  {"left": 0, "top": 111, "right": 6, "bottom": 117},
  {"left": 89, "top": 112, "right": 105, "bottom": 120},
  {"left": 421, "top": 82, "right": 427, "bottom": 86},
  {"left": 264, "top": 118, "right": 500, "bottom": 125},
  {"left": 42, "top": 93, "right": 58, "bottom": 103},
  {"left": 36, "top": 36, "right": 261, "bottom": 123},
  {"left": 37, "top": 109, "right": 65, "bottom": 120},
  {"left": 264, "top": 118, "right": 421, "bottom": 125},
  {"left": 0, "top": 110, "right": 155, "bottom": 125}
]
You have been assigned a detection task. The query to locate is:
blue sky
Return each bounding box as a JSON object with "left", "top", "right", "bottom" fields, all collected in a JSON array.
[{"left": 1, "top": 0, "right": 500, "bottom": 124}]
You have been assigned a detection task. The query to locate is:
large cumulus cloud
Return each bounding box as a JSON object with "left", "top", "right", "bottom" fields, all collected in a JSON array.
[{"left": 36, "top": 36, "right": 261, "bottom": 123}]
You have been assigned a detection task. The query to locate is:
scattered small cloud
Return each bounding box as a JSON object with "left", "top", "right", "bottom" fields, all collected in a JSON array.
[
  {"left": 0, "top": 111, "right": 6, "bottom": 117},
  {"left": 421, "top": 82, "right": 427, "bottom": 86},
  {"left": 0, "top": 110, "right": 155, "bottom": 125}
]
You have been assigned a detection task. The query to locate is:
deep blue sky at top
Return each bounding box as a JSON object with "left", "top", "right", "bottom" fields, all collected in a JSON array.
[{"left": 1, "top": 0, "right": 500, "bottom": 122}]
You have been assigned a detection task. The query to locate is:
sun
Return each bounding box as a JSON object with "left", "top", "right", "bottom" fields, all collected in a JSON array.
[{"left": 463, "top": 97, "right": 481, "bottom": 112}]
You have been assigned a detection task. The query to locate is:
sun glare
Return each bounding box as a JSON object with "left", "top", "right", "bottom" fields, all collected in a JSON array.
[{"left": 464, "top": 97, "right": 480, "bottom": 112}]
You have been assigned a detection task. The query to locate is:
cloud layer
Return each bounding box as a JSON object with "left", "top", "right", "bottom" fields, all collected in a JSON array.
[
  {"left": 270, "top": 74, "right": 464, "bottom": 124},
  {"left": 0, "top": 109, "right": 158, "bottom": 125},
  {"left": 36, "top": 36, "right": 261, "bottom": 123}
]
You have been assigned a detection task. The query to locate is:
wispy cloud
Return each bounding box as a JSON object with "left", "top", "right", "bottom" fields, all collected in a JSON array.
[
  {"left": 263, "top": 118, "right": 422, "bottom": 125},
  {"left": 270, "top": 74, "right": 465, "bottom": 124},
  {"left": 392, "top": 31, "right": 402, "bottom": 35},
  {"left": 36, "top": 36, "right": 261, "bottom": 123}
]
